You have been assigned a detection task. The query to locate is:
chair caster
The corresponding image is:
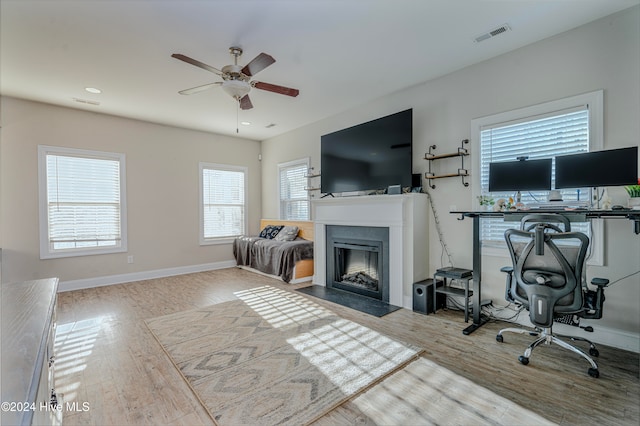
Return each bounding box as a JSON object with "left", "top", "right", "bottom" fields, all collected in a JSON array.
[
  {"left": 496, "top": 335, "right": 503, "bottom": 343},
  {"left": 589, "top": 347, "right": 599, "bottom": 357},
  {"left": 518, "top": 356, "right": 529, "bottom": 365},
  {"left": 588, "top": 367, "right": 599, "bottom": 378}
]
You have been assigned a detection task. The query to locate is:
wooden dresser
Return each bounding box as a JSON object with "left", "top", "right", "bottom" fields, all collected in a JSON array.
[{"left": 1, "top": 278, "right": 61, "bottom": 426}]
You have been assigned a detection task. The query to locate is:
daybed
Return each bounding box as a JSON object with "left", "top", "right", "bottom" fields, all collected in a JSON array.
[{"left": 233, "top": 219, "right": 314, "bottom": 283}]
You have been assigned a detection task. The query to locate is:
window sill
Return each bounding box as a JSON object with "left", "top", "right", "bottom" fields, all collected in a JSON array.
[{"left": 40, "top": 246, "right": 126, "bottom": 260}]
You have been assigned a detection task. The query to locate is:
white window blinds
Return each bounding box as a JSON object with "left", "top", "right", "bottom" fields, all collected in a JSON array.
[
  {"left": 200, "top": 164, "right": 246, "bottom": 241},
  {"left": 279, "top": 160, "right": 310, "bottom": 220},
  {"left": 480, "top": 107, "right": 590, "bottom": 244},
  {"left": 38, "top": 146, "right": 127, "bottom": 258}
]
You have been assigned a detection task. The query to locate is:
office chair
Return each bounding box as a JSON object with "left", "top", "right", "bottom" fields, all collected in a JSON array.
[{"left": 496, "top": 214, "right": 609, "bottom": 378}]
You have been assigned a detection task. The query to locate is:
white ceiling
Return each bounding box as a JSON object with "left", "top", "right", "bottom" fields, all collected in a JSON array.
[{"left": 1, "top": 0, "right": 638, "bottom": 141}]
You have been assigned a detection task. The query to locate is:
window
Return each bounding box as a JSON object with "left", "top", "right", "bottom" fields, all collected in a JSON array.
[
  {"left": 38, "top": 146, "right": 127, "bottom": 259},
  {"left": 278, "top": 158, "right": 310, "bottom": 220},
  {"left": 472, "top": 91, "right": 604, "bottom": 263},
  {"left": 200, "top": 163, "right": 247, "bottom": 244}
]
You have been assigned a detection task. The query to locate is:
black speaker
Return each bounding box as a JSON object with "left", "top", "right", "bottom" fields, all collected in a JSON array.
[
  {"left": 412, "top": 173, "right": 422, "bottom": 188},
  {"left": 413, "top": 279, "right": 444, "bottom": 315}
]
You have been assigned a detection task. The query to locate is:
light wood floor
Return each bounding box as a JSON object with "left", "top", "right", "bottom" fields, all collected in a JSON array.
[{"left": 55, "top": 268, "right": 639, "bottom": 425}]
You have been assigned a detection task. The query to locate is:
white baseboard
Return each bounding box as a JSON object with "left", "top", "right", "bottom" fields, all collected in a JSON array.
[
  {"left": 58, "top": 260, "right": 237, "bottom": 292},
  {"left": 507, "top": 312, "right": 639, "bottom": 353}
]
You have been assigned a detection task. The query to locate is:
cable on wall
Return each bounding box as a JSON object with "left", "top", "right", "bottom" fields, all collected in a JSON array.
[{"left": 424, "top": 188, "right": 454, "bottom": 268}]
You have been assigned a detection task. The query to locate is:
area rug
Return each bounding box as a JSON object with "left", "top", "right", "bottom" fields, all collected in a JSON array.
[{"left": 145, "top": 285, "right": 422, "bottom": 426}]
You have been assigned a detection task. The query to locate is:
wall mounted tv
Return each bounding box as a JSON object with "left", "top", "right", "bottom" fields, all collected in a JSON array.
[
  {"left": 488, "top": 158, "right": 552, "bottom": 192},
  {"left": 555, "top": 146, "right": 638, "bottom": 189},
  {"left": 320, "top": 109, "right": 413, "bottom": 194}
]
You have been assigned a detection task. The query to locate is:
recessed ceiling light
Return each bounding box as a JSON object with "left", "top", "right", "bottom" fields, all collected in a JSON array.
[
  {"left": 84, "top": 87, "right": 102, "bottom": 94},
  {"left": 240, "top": 121, "right": 251, "bottom": 126}
]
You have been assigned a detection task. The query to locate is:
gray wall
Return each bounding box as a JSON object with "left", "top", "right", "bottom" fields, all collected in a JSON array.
[
  {"left": 0, "top": 98, "right": 262, "bottom": 284},
  {"left": 261, "top": 7, "right": 640, "bottom": 341}
]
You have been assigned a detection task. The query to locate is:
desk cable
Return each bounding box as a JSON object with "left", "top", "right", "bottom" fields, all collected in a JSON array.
[
  {"left": 424, "top": 188, "right": 454, "bottom": 268},
  {"left": 601, "top": 269, "right": 640, "bottom": 287}
]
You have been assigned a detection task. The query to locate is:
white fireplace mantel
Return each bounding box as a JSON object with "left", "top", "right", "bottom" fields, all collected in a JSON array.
[{"left": 312, "top": 193, "right": 429, "bottom": 308}]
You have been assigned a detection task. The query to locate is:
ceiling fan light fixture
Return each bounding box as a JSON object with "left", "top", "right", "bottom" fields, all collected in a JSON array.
[{"left": 221, "top": 80, "right": 251, "bottom": 99}]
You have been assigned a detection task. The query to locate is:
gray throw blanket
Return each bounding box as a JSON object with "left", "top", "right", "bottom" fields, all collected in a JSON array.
[{"left": 233, "top": 236, "right": 314, "bottom": 283}]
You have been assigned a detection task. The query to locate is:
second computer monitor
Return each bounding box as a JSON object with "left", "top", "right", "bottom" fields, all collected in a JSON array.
[{"left": 555, "top": 146, "right": 638, "bottom": 189}]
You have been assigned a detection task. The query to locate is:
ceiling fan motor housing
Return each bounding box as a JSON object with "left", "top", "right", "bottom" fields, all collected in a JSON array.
[{"left": 221, "top": 64, "right": 249, "bottom": 81}]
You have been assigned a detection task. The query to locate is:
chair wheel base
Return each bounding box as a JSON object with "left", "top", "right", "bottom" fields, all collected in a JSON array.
[
  {"left": 496, "top": 334, "right": 503, "bottom": 343},
  {"left": 518, "top": 356, "right": 529, "bottom": 365},
  {"left": 589, "top": 347, "right": 599, "bottom": 357},
  {"left": 588, "top": 367, "right": 599, "bottom": 378}
]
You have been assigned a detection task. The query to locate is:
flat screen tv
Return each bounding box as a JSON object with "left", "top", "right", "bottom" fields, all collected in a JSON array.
[
  {"left": 321, "top": 109, "right": 412, "bottom": 194},
  {"left": 555, "top": 146, "right": 638, "bottom": 189},
  {"left": 488, "top": 158, "right": 552, "bottom": 192}
]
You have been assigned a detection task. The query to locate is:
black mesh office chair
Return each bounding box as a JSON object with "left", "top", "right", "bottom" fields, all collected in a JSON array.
[{"left": 496, "top": 214, "right": 609, "bottom": 378}]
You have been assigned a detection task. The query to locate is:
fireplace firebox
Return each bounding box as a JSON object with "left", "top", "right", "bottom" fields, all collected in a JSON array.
[{"left": 326, "top": 225, "right": 389, "bottom": 301}]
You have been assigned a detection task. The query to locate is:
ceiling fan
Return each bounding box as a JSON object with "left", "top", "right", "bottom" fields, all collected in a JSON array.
[{"left": 172, "top": 47, "right": 299, "bottom": 110}]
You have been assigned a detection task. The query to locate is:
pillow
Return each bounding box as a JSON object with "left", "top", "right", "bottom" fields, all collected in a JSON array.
[
  {"left": 274, "top": 226, "right": 299, "bottom": 242},
  {"left": 259, "top": 225, "right": 284, "bottom": 239}
]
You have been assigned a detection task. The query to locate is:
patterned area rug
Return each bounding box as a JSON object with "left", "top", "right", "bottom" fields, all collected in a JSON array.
[{"left": 145, "top": 285, "right": 422, "bottom": 426}]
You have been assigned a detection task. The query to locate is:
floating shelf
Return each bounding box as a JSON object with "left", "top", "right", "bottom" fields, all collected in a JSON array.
[
  {"left": 424, "top": 139, "right": 469, "bottom": 189},
  {"left": 305, "top": 167, "right": 321, "bottom": 192}
]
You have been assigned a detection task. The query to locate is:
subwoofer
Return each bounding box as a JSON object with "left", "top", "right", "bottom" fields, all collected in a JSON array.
[{"left": 413, "top": 279, "right": 444, "bottom": 315}]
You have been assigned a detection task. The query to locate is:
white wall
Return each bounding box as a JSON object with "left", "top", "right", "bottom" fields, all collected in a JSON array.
[
  {"left": 0, "top": 97, "right": 262, "bottom": 285},
  {"left": 261, "top": 7, "right": 640, "bottom": 340}
]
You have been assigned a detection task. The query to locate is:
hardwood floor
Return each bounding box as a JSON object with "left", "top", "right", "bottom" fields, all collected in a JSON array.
[{"left": 55, "top": 268, "right": 639, "bottom": 425}]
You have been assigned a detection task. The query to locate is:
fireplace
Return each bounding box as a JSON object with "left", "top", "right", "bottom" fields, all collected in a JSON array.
[
  {"left": 313, "top": 193, "right": 430, "bottom": 308},
  {"left": 326, "top": 225, "right": 389, "bottom": 302}
]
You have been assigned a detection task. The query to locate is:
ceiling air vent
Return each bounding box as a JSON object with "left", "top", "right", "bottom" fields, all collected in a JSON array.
[
  {"left": 72, "top": 97, "right": 100, "bottom": 106},
  {"left": 474, "top": 24, "right": 511, "bottom": 43}
]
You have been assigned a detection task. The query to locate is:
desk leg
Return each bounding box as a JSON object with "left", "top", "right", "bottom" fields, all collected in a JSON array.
[{"left": 463, "top": 214, "right": 487, "bottom": 335}]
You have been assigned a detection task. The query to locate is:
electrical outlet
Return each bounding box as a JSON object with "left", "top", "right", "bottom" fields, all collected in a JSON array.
[{"left": 127, "top": 256, "right": 134, "bottom": 264}]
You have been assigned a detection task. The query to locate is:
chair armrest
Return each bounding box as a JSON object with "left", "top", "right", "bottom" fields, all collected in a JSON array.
[
  {"left": 500, "top": 266, "right": 515, "bottom": 303},
  {"left": 591, "top": 277, "right": 609, "bottom": 287},
  {"left": 500, "top": 266, "right": 513, "bottom": 274}
]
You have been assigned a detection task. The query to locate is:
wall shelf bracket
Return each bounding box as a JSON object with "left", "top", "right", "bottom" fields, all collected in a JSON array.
[{"left": 424, "top": 139, "right": 470, "bottom": 189}]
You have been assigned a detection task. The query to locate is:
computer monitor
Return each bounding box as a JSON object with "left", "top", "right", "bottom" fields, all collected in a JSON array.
[
  {"left": 555, "top": 146, "right": 638, "bottom": 189},
  {"left": 489, "top": 158, "right": 552, "bottom": 192}
]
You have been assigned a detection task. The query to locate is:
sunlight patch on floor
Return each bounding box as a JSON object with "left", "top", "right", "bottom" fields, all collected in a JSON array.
[
  {"left": 234, "top": 285, "right": 333, "bottom": 328},
  {"left": 234, "top": 285, "right": 421, "bottom": 395},
  {"left": 54, "top": 317, "right": 103, "bottom": 403},
  {"left": 351, "top": 356, "right": 556, "bottom": 425}
]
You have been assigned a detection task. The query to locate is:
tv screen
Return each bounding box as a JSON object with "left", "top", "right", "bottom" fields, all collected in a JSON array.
[
  {"left": 489, "top": 158, "right": 552, "bottom": 192},
  {"left": 555, "top": 146, "right": 638, "bottom": 189},
  {"left": 321, "top": 109, "right": 412, "bottom": 194}
]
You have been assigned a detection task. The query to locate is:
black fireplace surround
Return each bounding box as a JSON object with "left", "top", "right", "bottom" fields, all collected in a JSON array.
[{"left": 325, "top": 225, "right": 390, "bottom": 302}]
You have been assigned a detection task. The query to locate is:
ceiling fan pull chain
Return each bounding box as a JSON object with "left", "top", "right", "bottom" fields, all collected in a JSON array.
[{"left": 236, "top": 101, "right": 239, "bottom": 134}]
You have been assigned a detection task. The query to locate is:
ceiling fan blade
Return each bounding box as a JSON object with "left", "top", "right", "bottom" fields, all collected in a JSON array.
[
  {"left": 253, "top": 81, "right": 299, "bottom": 97},
  {"left": 239, "top": 94, "right": 253, "bottom": 110},
  {"left": 241, "top": 53, "right": 275, "bottom": 76},
  {"left": 172, "top": 53, "right": 223, "bottom": 76},
  {"left": 178, "top": 82, "right": 222, "bottom": 95}
]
